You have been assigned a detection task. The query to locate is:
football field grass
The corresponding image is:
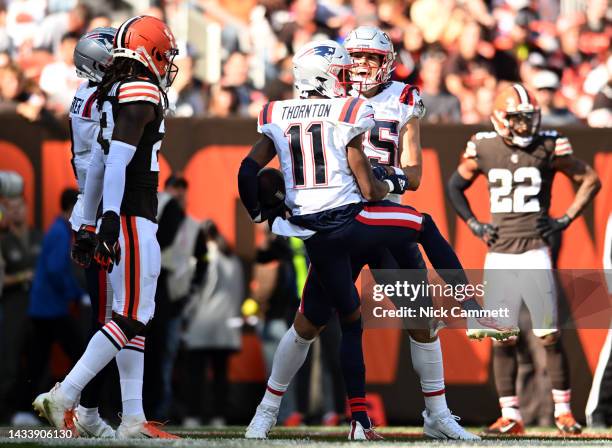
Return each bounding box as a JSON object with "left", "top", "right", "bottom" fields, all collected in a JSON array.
[{"left": 1, "top": 426, "right": 612, "bottom": 447}]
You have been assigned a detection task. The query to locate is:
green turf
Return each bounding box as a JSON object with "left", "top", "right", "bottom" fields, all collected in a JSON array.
[{"left": 0, "top": 426, "right": 611, "bottom": 447}]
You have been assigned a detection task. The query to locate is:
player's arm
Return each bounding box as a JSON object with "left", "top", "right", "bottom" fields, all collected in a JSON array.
[
  {"left": 238, "top": 135, "right": 277, "bottom": 222},
  {"left": 95, "top": 102, "right": 156, "bottom": 272},
  {"left": 398, "top": 119, "right": 422, "bottom": 191},
  {"left": 348, "top": 134, "right": 397, "bottom": 201},
  {"left": 447, "top": 156, "right": 499, "bottom": 246},
  {"left": 537, "top": 154, "right": 601, "bottom": 238}
]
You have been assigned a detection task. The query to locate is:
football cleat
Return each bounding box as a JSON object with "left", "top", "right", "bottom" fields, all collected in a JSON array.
[
  {"left": 74, "top": 412, "right": 115, "bottom": 438},
  {"left": 466, "top": 328, "right": 519, "bottom": 342},
  {"left": 348, "top": 420, "right": 384, "bottom": 440},
  {"left": 32, "top": 383, "right": 77, "bottom": 435},
  {"left": 116, "top": 419, "right": 179, "bottom": 439},
  {"left": 423, "top": 409, "right": 481, "bottom": 440},
  {"left": 555, "top": 413, "right": 582, "bottom": 434},
  {"left": 484, "top": 416, "right": 525, "bottom": 435},
  {"left": 245, "top": 403, "right": 279, "bottom": 439}
]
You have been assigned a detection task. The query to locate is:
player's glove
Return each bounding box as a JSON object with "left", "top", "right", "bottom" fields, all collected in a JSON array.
[
  {"left": 384, "top": 173, "right": 409, "bottom": 195},
  {"left": 372, "top": 165, "right": 388, "bottom": 181},
  {"left": 536, "top": 214, "right": 571, "bottom": 239},
  {"left": 94, "top": 211, "right": 121, "bottom": 273},
  {"left": 467, "top": 218, "right": 499, "bottom": 247},
  {"left": 252, "top": 203, "right": 289, "bottom": 227},
  {"left": 71, "top": 224, "right": 97, "bottom": 268}
]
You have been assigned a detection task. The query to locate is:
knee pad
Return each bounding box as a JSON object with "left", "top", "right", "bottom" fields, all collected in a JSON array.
[{"left": 111, "top": 313, "right": 145, "bottom": 341}]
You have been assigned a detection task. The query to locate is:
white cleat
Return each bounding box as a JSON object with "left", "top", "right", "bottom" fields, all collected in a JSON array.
[
  {"left": 116, "top": 418, "right": 179, "bottom": 439},
  {"left": 245, "top": 403, "right": 279, "bottom": 439},
  {"left": 32, "top": 383, "right": 77, "bottom": 435},
  {"left": 74, "top": 413, "right": 115, "bottom": 438},
  {"left": 348, "top": 420, "right": 384, "bottom": 440},
  {"left": 423, "top": 409, "right": 481, "bottom": 440}
]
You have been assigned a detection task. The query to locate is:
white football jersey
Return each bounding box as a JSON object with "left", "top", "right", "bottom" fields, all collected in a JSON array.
[
  {"left": 258, "top": 97, "right": 374, "bottom": 216},
  {"left": 358, "top": 81, "right": 424, "bottom": 203},
  {"left": 68, "top": 80, "right": 100, "bottom": 192}
]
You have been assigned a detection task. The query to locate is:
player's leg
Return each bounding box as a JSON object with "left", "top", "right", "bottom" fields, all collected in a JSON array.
[
  {"left": 479, "top": 253, "right": 525, "bottom": 435},
  {"left": 245, "top": 269, "right": 325, "bottom": 439},
  {"left": 75, "top": 265, "right": 115, "bottom": 438},
  {"left": 520, "top": 249, "right": 580, "bottom": 433}
]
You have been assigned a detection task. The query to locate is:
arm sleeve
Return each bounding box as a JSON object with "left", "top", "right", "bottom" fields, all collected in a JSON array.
[
  {"left": 102, "top": 140, "right": 137, "bottom": 215},
  {"left": 82, "top": 144, "right": 105, "bottom": 225},
  {"left": 238, "top": 156, "right": 262, "bottom": 220},
  {"left": 446, "top": 171, "right": 477, "bottom": 222}
]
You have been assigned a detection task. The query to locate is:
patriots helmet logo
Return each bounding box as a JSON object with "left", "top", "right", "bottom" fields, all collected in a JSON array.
[{"left": 312, "top": 45, "right": 336, "bottom": 60}]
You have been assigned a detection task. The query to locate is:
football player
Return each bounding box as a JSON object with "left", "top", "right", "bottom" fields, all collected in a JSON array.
[
  {"left": 64, "top": 27, "right": 117, "bottom": 438},
  {"left": 447, "top": 83, "right": 601, "bottom": 435},
  {"left": 239, "top": 40, "right": 504, "bottom": 440},
  {"left": 33, "top": 16, "right": 179, "bottom": 439},
  {"left": 343, "top": 26, "right": 479, "bottom": 440}
]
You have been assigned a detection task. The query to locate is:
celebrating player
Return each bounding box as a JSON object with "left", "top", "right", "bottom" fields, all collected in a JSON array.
[
  {"left": 33, "top": 15, "right": 179, "bottom": 439},
  {"left": 447, "top": 83, "right": 601, "bottom": 435},
  {"left": 343, "top": 26, "right": 479, "bottom": 440}
]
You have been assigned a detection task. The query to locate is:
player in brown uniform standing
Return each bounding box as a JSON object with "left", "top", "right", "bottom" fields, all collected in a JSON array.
[
  {"left": 33, "top": 15, "right": 179, "bottom": 439},
  {"left": 447, "top": 83, "right": 600, "bottom": 435}
]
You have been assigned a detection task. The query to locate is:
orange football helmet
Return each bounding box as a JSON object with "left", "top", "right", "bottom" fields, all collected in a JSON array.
[
  {"left": 113, "top": 15, "right": 179, "bottom": 89},
  {"left": 491, "top": 84, "right": 541, "bottom": 148}
]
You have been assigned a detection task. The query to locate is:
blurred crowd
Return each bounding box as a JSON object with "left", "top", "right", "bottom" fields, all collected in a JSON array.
[{"left": 0, "top": 0, "right": 610, "bottom": 125}]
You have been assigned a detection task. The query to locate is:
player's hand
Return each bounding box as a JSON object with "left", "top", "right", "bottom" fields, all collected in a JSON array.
[
  {"left": 536, "top": 214, "right": 571, "bottom": 239},
  {"left": 71, "top": 224, "right": 97, "bottom": 268},
  {"left": 252, "top": 203, "right": 289, "bottom": 227},
  {"left": 467, "top": 218, "right": 499, "bottom": 246},
  {"left": 476, "top": 316, "right": 520, "bottom": 341},
  {"left": 94, "top": 211, "right": 121, "bottom": 273},
  {"left": 384, "top": 173, "right": 409, "bottom": 195},
  {"left": 372, "top": 165, "right": 391, "bottom": 181}
]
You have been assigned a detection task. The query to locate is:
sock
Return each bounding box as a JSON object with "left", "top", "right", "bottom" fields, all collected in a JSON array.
[
  {"left": 499, "top": 396, "right": 522, "bottom": 421},
  {"left": 493, "top": 344, "right": 518, "bottom": 398},
  {"left": 116, "top": 336, "right": 146, "bottom": 419},
  {"left": 552, "top": 389, "right": 572, "bottom": 417},
  {"left": 409, "top": 337, "right": 447, "bottom": 414},
  {"left": 76, "top": 405, "right": 100, "bottom": 425},
  {"left": 544, "top": 337, "right": 571, "bottom": 390},
  {"left": 340, "top": 318, "right": 370, "bottom": 429},
  {"left": 261, "top": 326, "right": 314, "bottom": 409},
  {"left": 62, "top": 321, "right": 128, "bottom": 404}
]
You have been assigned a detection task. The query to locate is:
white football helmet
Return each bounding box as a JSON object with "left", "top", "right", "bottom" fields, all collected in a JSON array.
[
  {"left": 344, "top": 26, "right": 395, "bottom": 88},
  {"left": 292, "top": 40, "right": 353, "bottom": 98}
]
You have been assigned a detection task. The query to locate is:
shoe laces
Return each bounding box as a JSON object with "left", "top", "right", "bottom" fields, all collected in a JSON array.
[
  {"left": 438, "top": 412, "right": 468, "bottom": 437},
  {"left": 249, "top": 406, "right": 277, "bottom": 432}
]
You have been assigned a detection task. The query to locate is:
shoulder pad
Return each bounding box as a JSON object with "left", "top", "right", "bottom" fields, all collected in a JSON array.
[
  {"left": 339, "top": 98, "right": 368, "bottom": 124},
  {"left": 258, "top": 101, "right": 277, "bottom": 127},
  {"left": 117, "top": 81, "right": 161, "bottom": 105}
]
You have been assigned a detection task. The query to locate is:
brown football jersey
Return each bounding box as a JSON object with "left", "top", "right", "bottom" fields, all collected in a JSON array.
[{"left": 463, "top": 130, "right": 573, "bottom": 254}]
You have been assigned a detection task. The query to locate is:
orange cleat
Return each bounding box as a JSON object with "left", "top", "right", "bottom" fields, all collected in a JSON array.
[
  {"left": 555, "top": 413, "right": 582, "bottom": 435},
  {"left": 484, "top": 417, "right": 525, "bottom": 435}
]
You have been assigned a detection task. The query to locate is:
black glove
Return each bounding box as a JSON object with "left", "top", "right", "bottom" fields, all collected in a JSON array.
[
  {"left": 71, "top": 224, "right": 97, "bottom": 268},
  {"left": 372, "top": 165, "right": 388, "bottom": 181},
  {"left": 536, "top": 214, "right": 571, "bottom": 239},
  {"left": 384, "top": 173, "right": 409, "bottom": 194},
  {"left": 94, "top": 211, "right": 121, "bottom": 273},
  {"left": 256, "top": 202, "right": 290, "bottom": 228},
  {"left": 467, "top": 218, "right": 499, "bottom": 247}
]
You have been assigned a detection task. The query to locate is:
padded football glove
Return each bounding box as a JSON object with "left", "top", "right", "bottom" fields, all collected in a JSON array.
[
  {"left": 536, "top": 214, "right": 571, "bottom": 239},
  {"left": 94, "top": 211, "right": 121, "bottom": 273},
  {"left": 71, "top": 224, "right": 97, "bottom": 268},
  {"left": 467, "top": 218, "right": 499, "bottom": 247},
  {"left": 372, "top": 165, "right": 389, "bottom": 181},
  {"left": 384, "top": 173, "right": 409, "bottom": 195}
]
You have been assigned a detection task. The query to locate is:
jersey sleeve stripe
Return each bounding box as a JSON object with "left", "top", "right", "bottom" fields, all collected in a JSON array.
[
  {"left": 120, "top": 83, "right": 160, "bottom": 93},
  {"left": 340, "top": 98, "right": 362, "bottom": 123},
  {"left": 118, "top": 89, "right": 160, "bottom": 99},
  {"left": 339, "top": 98, "right": 353, "bottom": 123},
  {"left": 118, "top": 94, "right": 160, "bottom": 104},
  {"left": 265, "top": 101, "right": 275, "bottom": 124},
  {"left": 260, "top": 102, "right": 271, "bottom": 125},
  {"left": 347, "top": 98, "right": 365, "bottom": 124},
  {"left": 82, "top": 91, "right": 98, "bottom": 118}
]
